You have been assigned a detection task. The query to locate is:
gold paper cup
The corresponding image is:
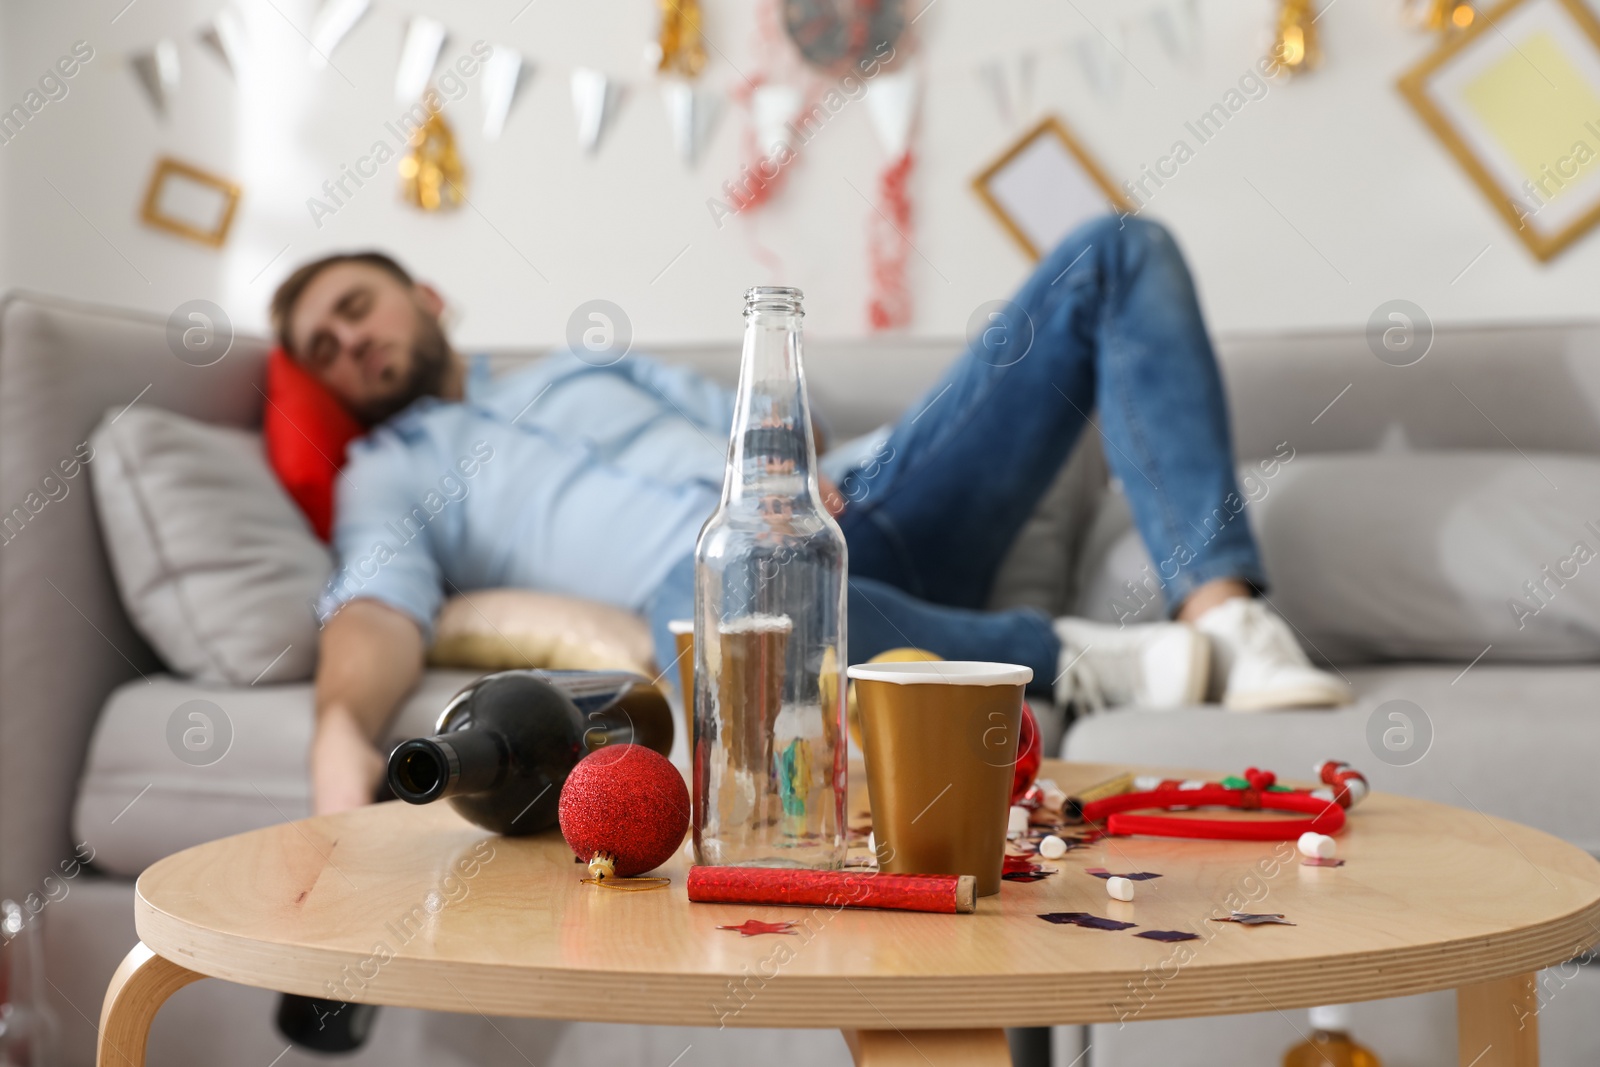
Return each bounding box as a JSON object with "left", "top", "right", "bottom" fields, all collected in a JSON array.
[
  {"left": 668, "top": 619, "right": 695, "bottom": 751},
  {"left": 847, "top": 661, "right": 1032, "bottom": 897}
]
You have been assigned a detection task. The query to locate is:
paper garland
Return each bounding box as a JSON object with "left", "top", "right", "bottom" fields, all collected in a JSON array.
[
  {"left": 661, "top": 81, "right": 720, "bottom": 166},
  {"left": 308, "top": 0, "right": 369, "bottom": 70},
  {"left": 481, "top": 47, "right": 526, "bottom": 141},
  {"left": 198, "top": 9, "right": 247, "bottom": 79},
  {"left": 752, "top": 83, "right": 803, "bottom": 158},
  {"left": 130, "top": 40, "right": 180, "bottom": 118},
  {"left": 394, "top": 16, "right": 447, "bottom": 105},
  {"left": 571, "top": 68, "right": 623, "bottom": 154}
]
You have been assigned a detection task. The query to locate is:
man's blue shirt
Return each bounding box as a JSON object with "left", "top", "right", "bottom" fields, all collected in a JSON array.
[{"left": 318, "top": 352, "right": 734, "bottom": 637}]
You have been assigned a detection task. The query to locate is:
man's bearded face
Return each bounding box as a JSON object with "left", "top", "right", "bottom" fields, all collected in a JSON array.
[{"left": 287, "top": 262, "right": 452, "bottom": 424}]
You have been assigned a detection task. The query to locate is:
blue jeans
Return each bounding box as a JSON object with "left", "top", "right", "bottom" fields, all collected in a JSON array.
[{"left": 646, "top": 216, "right": 1264, "bottom": 694}]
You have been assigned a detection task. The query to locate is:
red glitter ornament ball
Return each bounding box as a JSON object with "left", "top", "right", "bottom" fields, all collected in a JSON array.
[
  {"left": 1010, "top": 703, "right": 1042, "bottom": 804},
  {"left": 558, "top": 744, "right": 690, "bottom": 878}
]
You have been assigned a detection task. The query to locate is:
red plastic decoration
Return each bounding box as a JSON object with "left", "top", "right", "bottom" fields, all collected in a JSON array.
[
  {"left": 1009, "top": 703, "right": 1042, "bottom": 804},
  {"left": 1080, "top": 782, "right": 1345, "bottom": 841},
  {"left": 558, "top": 744, "right": 690, "bottom": 878}
]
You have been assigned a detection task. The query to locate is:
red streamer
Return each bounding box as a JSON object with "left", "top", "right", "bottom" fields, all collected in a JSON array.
[{"left": 867, "top": 149, "right": 914, "bottom": 331}]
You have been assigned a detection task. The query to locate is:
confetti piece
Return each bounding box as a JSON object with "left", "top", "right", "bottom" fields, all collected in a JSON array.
[
  {"left": 1302, "top": 856, "right": 1345, "bottom": 867},
  {"left": 1038, "top": 912, "right": 1138, "bottom": 931},
  {"left": 717, "top": 919, "right": 799, "bottom": 937},
  {"left": 1212, "top": 912, "right": 1296, "bottom": 926},
  {"left": 1085, "top": 868, "right": 1163, "bottom": 881},
  {"left": 1002, "top": 855, "right": 1057, "bottom": 881},
  {"left": 1136, "top": 930, "right": 1200, "bottom": 942}
]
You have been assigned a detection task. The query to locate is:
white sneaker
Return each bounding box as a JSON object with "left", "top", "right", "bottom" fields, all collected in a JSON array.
[
  {"left": 1192, "top": 598, "right": 1351, "bottom": 711},
  {"left": 1052, "top": 617, "right": 1211, "bottom": 712}
]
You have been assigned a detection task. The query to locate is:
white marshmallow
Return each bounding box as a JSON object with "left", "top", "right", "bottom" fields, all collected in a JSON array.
[
  {"left": 1008, "top": 805, "right": 1030, "bottom": 838},
  {"left": 1106, "top": 876, "right": 1135, "bottom": 901},
  {"left": 1038, "top": 834, "right": 1068, "bottom": 859},
  {"left": 1297, "top": 831, "right": 1336, "bottom": 859}
]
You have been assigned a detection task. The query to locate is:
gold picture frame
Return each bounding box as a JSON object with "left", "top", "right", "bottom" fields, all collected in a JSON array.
[
  {"left": 971, "top": 115, "right": 1135, "bottom": 261},
  {"left": 1398, "top": 0, "right": 1600, "bottom": 261},
  {"left": 139, "top": 156, "right": 241, "bottom": 248}
]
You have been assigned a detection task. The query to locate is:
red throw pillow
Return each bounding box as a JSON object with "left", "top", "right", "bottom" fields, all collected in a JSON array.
[{"left": 262, "top": 347, "right": 363, "bottom": 541}]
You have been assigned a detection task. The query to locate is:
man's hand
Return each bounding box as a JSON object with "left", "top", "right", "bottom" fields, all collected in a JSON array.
[
  {"left": 310, "top": 598, "right": 425, "bottom": 815},
  {"left": 819, "top": 472, "right": 846, "bottom": 518},
  {"left": 312, "top": 706, "right": 386, "bottom": 815}
]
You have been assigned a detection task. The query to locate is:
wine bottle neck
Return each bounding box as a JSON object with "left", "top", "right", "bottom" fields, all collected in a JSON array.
[
  {"left": 389, "top": 730, "right": 508, "bottom": 803},
  {"left": 723, "top": 307, "right": 822, "bottom": 506}
]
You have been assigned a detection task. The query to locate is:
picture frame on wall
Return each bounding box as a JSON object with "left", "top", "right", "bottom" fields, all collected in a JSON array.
[
  {"left": 971, "top": 114, "right": 1135, "bottom": 262},
  {"left": 1398, "top": 0, "right": 1600, "bottom": 261},
  {"left": 139, "top": 157, "right": 242, "bottom": 248}
]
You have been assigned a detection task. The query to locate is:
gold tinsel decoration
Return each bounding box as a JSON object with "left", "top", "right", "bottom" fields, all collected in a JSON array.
[
  {"left": 398, "top": 104, "right": 466, "bottom": 212},
  {"left": 1405, "top": 0, "right": 1477, "bottom": 33},
  {"left": 1271, "top": 0, "right": 1321, "bottom": 75},
  {"left": 654, "top": 0, "right": 707, "bottom": 77}
]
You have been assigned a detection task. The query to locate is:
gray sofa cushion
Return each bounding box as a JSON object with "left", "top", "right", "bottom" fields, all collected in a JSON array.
[
  {"left": 73, "top": 670, "right": 484, "bottom": 877},
  {"left": 89, "top": 406, "right": 331, "bottom": 685},
  {"left": 1074, "top": 452, "right": 1600, "bottom": 663},
  {"left": 1064, "top": 662, "right": 1600, "bottom": 855}
]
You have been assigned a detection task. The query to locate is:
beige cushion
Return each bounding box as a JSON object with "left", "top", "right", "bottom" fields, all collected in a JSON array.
[
  {"left": 89, "top": 406, "right": 330, "bottom": 685},
  {"left": 427, "top": 588, "right": 655, "bottom": 674}
]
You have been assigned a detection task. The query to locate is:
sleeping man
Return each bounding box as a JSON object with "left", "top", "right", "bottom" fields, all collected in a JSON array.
[{"left": 271, "top": 216, "right": 1350, "bottom": 815}]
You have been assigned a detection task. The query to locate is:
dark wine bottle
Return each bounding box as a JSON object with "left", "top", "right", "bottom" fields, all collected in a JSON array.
[{"left": 387, "top": 669, "right": 674, "bottom": 835}]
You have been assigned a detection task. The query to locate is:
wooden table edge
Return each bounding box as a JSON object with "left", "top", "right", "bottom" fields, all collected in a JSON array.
[{"left": 130, "top": 886, "right": 1600, "bottom": 1031}]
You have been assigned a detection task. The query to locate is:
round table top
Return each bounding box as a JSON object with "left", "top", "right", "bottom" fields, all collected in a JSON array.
[{"left": 135, "top": 760, "right": 1600, "bottom": 1030}]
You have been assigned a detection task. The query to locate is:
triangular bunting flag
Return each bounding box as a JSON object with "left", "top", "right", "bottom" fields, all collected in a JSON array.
[
  {"left": 481, "top": 46, "right": 527, "bottom": 140},
  {"left": 977, "top": 60, "right": 1012, "bottom": 125},
  {"left": 866, "top": 69, "right": 919, "bottom": 159},
  {"left": 1013, "top": 52, "right": 1036, "bottom": 120},
  {"left": 661, "top": 81, "right": 719, "bottom": 167},
  {"left": 130, "top": 40, "right": 180, "bottom": 118},
  {"left": 395, "top": 16, "right": 447, "bottom": 104},
  {"left": 572, "top": 68, "right": 622, "bottom": 154},
  {"left": 752, "top": 84, "right": 802, "bottom": 157},
  {"left": 1149, "top": 0, "right": 1202, "bottom": 66},
  {"left": 308, "top": 0, "right": 368, "bottom": 70},
  {"left": 198, "top": 9, "right": 247, "bottom": 78}
]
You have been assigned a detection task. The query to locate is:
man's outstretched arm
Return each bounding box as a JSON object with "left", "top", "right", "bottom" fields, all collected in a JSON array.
[{"left": 311, "top": 598, "right": 425, "bottom": 815}]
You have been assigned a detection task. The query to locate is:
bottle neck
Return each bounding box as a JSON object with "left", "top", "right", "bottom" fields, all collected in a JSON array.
[
  {"left": 388, "top": 730, "right": 508, "bottom": 803},
  {"left": 723, "top": 307, "right": 821, "bottom": 507}
]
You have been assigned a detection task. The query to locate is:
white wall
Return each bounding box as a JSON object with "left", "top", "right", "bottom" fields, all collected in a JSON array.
[{"left": 1, "top": 0, "right": 1597, "bottom": 349}]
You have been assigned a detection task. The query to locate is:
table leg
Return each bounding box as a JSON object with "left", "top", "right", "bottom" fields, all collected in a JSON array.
[
  {"left": 1458, "top": 973, "right": 1539, "bottom": 1067},
  {"left": 98, "top": 942, "right": 205, "bottom": 1067},
  {"left": 843, "top": 1028, "right": 1011, "bottom": 1066}
]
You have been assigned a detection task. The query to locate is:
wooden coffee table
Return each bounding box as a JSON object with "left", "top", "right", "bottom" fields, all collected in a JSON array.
[{"left": 101, "top": 761, "right": 1600, "bottom": 1067}]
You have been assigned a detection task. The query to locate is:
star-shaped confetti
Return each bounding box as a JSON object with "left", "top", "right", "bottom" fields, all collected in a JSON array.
[
  {"left": 717, "top": 919, "right": 799, "bottom": 937},
  {"left": 1085, "top": 867, "right": 1163, "bottom": 880},
  {"left": 1038, "top": 912, "right": 1138, "bottom": 930},
  {"left": 1135, "top": 929, "right": 1200, "bottom": 942},
  {"left": 1212, "top": 912, "right": 1296, "bottom": 926}
]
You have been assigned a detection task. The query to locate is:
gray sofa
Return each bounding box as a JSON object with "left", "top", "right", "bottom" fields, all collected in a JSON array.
[{"left": 5, "top": 289, "right": 1598, "bottom": 1066}]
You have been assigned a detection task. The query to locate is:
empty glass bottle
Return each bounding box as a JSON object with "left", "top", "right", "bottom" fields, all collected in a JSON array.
[{"left": 693, "top": 286, "right": 847, "bottom": 869}]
